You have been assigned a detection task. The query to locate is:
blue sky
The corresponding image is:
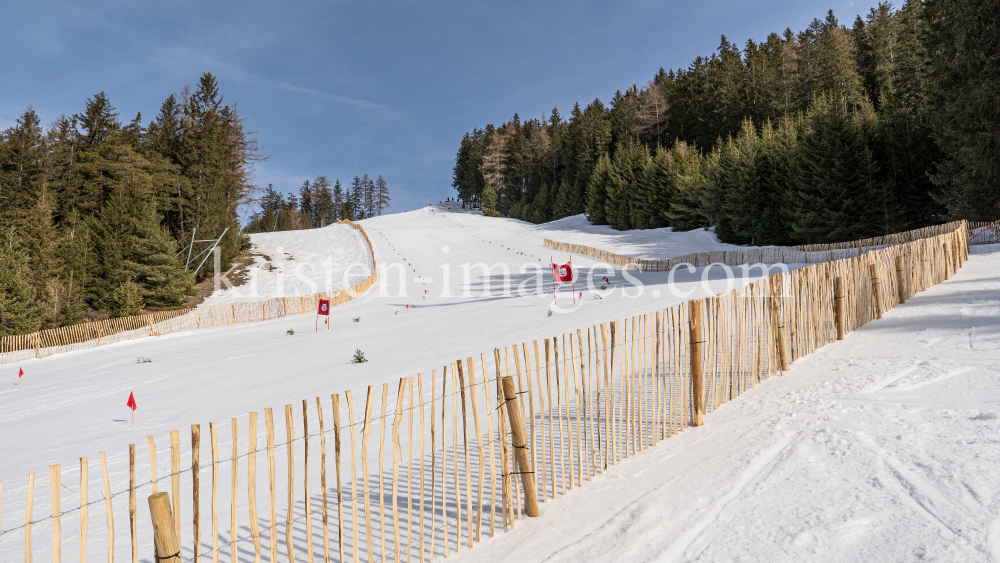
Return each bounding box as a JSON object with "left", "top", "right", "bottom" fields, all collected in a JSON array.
[{"left": 2, "top": 0, "right": 882, "bottom": 214}]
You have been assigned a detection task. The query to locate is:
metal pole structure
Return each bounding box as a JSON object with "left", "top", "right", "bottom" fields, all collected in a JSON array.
[
  {"left": 185, "top": 228, "right": 196, "bottom": 269},
  {"left": 192, "top": 228, "right": 229, "bottom": 277}
]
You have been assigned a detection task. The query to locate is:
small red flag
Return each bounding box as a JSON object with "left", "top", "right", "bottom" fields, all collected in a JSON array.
[
  {"left": 317, "top": 299, "right": 330, "bottom": 316},
  {"left": 18, "top": 367, "right": 23, "bottom": 378},
  {"left": 127, "top": 392, "right": 137, "bottom": 411}
]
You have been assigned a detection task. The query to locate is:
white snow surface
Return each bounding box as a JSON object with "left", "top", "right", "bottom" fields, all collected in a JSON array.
[
  {"left": 202, "top": 223, "right": 373, "bottom": 305},
  {"left": 2, "top": 203, "right": 999, "bottom": 562}
]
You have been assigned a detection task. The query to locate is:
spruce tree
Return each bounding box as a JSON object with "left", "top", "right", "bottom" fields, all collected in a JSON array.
[
  {"left": 604, "top": 140, "right": 650, "bottom": 230},
  {"left": 637, "top": 145, "right": 676, "bottom": 229},
  {"left": 312, "top": 176, "right": 334, "bottom": 227},
  {"left": 788, "top": 97, "right": 885, "bottom": 243},
  {"left": 586, "top": 153, "right": 612, "bottom": 224},
  {"left": 0, "top": 231, "right": 47, "bottom": 335},
  {"left": 331, "top": 180, "right": 345, "bottom": 221},
  {"left": 298, "top": 179, "right": 315, "bottom": 228},
  {"left": 923, "top": 0, "right": 1000, "bottom": 219}
]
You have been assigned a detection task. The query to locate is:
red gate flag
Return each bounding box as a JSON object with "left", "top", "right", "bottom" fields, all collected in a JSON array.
[
  {"left": 551, "top": 256, "right": 577, "bottom": 305},
  {"left": 316, "top": 298, "right": 331, "bottom": 331},
  {"left": 19, "top": 367, "right": 23, "bottom": 378},
  {"left": 127, "top": 392, "right": 137, "bottom": 411},
  {"left": 552, "top": 263, "right": 573, "bottom": 282}
]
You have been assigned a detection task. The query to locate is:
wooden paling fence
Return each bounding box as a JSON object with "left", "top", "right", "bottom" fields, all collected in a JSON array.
[
  {"left": 0, "top": 223, "right": 970, "bottom": 563},
  {"left": 0, "top": 220, "right": 377, "bottom": 366},
  {"left": 967, "top": 220, "right": 1000, "bottom": 245},
  {"left": 544, "top": 219, "right": 973, "bottom": 272}
]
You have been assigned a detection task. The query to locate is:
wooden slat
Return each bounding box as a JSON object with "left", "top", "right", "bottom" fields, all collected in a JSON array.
[
  {"left": 230, "top": 419, "right": 238, "bottom": 563},
  {"left": 210, "top": 424, "right": 219, "bottom": 563},
  {"left": 316, "top": 399, "right": 330, "bottom": 563},
  {"left": 80, "top": 459, "right": 88, "bottom": 563},
  {"left": 282, "top": 406, "right": 296, "bottom": 563},
  {"left": 302, "top": 401, "right": 314, "bottom": 563},
  {"left": 360, "top": 387, "right": 376, "bottom": 563}
]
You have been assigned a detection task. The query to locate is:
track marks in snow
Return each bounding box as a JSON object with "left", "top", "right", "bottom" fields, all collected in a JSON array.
[
  {"left": 659, "top": 432, "right": 799, "bottom": 562},
  {"left": 894, "top": 366, "right": 976, "bottom": 391},
  {"left": 858, "top": 433, "right": 974, "bottom": 537},
  {"left": 862, "top": 365, "right": 920, "bottom": 393},
  {"left": 860, "top": 364, "right": 976, "bottom": 394}
]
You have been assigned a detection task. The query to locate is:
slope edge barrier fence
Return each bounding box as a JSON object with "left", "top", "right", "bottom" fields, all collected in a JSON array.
[
  {"left": 0, "top": 222, "right": 971, "bottom": 563},
  {"left": 544, "top": 219, "right": 981, "bottom": 271}
]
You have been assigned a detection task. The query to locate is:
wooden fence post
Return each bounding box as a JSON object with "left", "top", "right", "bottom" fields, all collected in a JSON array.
[
  {"left": 894, "top": 256, "right": 907, "bottom": 304},
  {"left": 148, "top": 493, "right": 181, "bottom": 563},
  {"left": 51, "top": 465, "right": 61, "bottom": 563},
  {"left": 770, "top": 288, "right": 790, "bottom": 371},
  {"left": 191, "top": 425, "right": 201, "bottom": 563},
  {"left": 501, "top": 377, "right": 540, "bottom": 517},
  {"left": 943, "top": 244, "right": 952, "bottom": 279},
  {"left": 689, "top": 300, "right": 706, "bottom": 426},
  {"left": 869, "top": 264, "right": 883, "bottom": 320},
  {"left": 834, "top": 277, "right": 846, "bottom": 341}
]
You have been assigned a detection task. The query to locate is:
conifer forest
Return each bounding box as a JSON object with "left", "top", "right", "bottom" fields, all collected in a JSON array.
[
  {"left": 0, "top": 72, "right": 392, "bottom": 335},
  {"left": 452, "top": 1, "right": 999, "bottom": 243}
]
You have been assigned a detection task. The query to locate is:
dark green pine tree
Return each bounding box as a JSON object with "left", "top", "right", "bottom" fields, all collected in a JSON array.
[
  {"left": 0, "top": 231, "right": 47, "bottom": 335},
  {"left": 788, "top": 97, "right": 887, "bottom": 243},
  {"left": 637, "top": 145, "right": 677, "bottom": 229},
  {"left": 127, "top": 200, "right": 194, "bottom": 309},
  {"left": 298, "top": 179, "right": 315, "bottom": 228},
  {"left": 604, "top": 140, "right": 650, "bottom": 230},
  {"left": 312, "top": 176, "right": 335, "bottom": 227},
  {"left": 0, "top": 108, "right": 46, "bottom": 228},
  {"left": 665, "top": 142, "right": 710, "bottom": 231},
  {"left": 350, "top": 177, "right": 363, "bottom": 219},
  {"left": 922, "top": 0, "right": 1000, "bottom": 219},
  {"left": 331, "top": 180, "right": 345, "bottom": 221},
  {"left": 586, "top": 153, "right": 613, "bottom": 225}
]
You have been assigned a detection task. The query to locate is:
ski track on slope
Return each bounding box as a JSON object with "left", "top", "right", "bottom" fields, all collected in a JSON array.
[{"left": 658, "top": 432, "right": 800, "bottom": 563}]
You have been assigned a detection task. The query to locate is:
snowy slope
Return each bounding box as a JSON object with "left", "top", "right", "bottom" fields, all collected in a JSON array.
[
  {"left": 202, "top": 222, "right": 373, "bottom": 305},
  {"left": 1, "top": 205, "right": 995, "bottom": 563}
]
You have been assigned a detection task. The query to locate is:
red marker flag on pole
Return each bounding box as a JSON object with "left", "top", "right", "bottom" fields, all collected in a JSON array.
[
  {"left": 127, "top": 391, "right": 137, "bottom": 425},
  {"left": 316, "top": 298, "right": 331, "bottom": 331},
  {"left": 18, "top": 367, "right": 23, "bottom": 378},
  {"left": 551, "top": 256, "right": 576, "bottom": 304}
]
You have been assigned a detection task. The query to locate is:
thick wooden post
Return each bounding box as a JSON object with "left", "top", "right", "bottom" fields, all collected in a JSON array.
[
  {"left": 894, "top": 256, "right": 907, "bottom": 304},
  {"left": 688, "top": 300, "right": 705, "bottom": 426},
  {"left": 943, "top": 244, "right": 953, "bottom": 279},
  {"left": 148, "top": 493, "right": 181, "bottom": 563},
  {"left": 191, "top": 425, "right": 201, "bottom": 563},
  {"left": 501, "top": 377, "right": 540, "bottom": 517},
  {"left": 834, "top": 277, "right": 846, "bottom": 341},
  {"left": 770, "top": 289, "right": 790, "bottom": 371},
  {"left": 869, "top": 264, "right": 883, "bottom": 320}
]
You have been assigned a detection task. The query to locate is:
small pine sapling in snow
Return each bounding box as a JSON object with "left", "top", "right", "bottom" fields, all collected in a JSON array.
[
  {"left": 547, "top": 310, "right": 553, "bottom": 317},
  {"left": 353, "top": 316, "right": 360, "bottom": 323},
  {"left": 352, "top": 349, "right": 367, "bottom": 363},
  {"left": 287, "top": 329, "right": 295, "bottom": 335}
]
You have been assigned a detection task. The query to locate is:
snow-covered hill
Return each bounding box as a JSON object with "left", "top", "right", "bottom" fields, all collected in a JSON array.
[{"left": 2, "top": 204, "right": 997, "bottom": 563}]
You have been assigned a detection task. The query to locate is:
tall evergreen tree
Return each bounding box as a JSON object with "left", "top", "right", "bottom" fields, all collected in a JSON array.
[
  {"left": 375, "top": 175, "right": 390, "bottom": 215},
  {"left": 922, "top": 0, "right": 1000, "bottom": 219}
]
